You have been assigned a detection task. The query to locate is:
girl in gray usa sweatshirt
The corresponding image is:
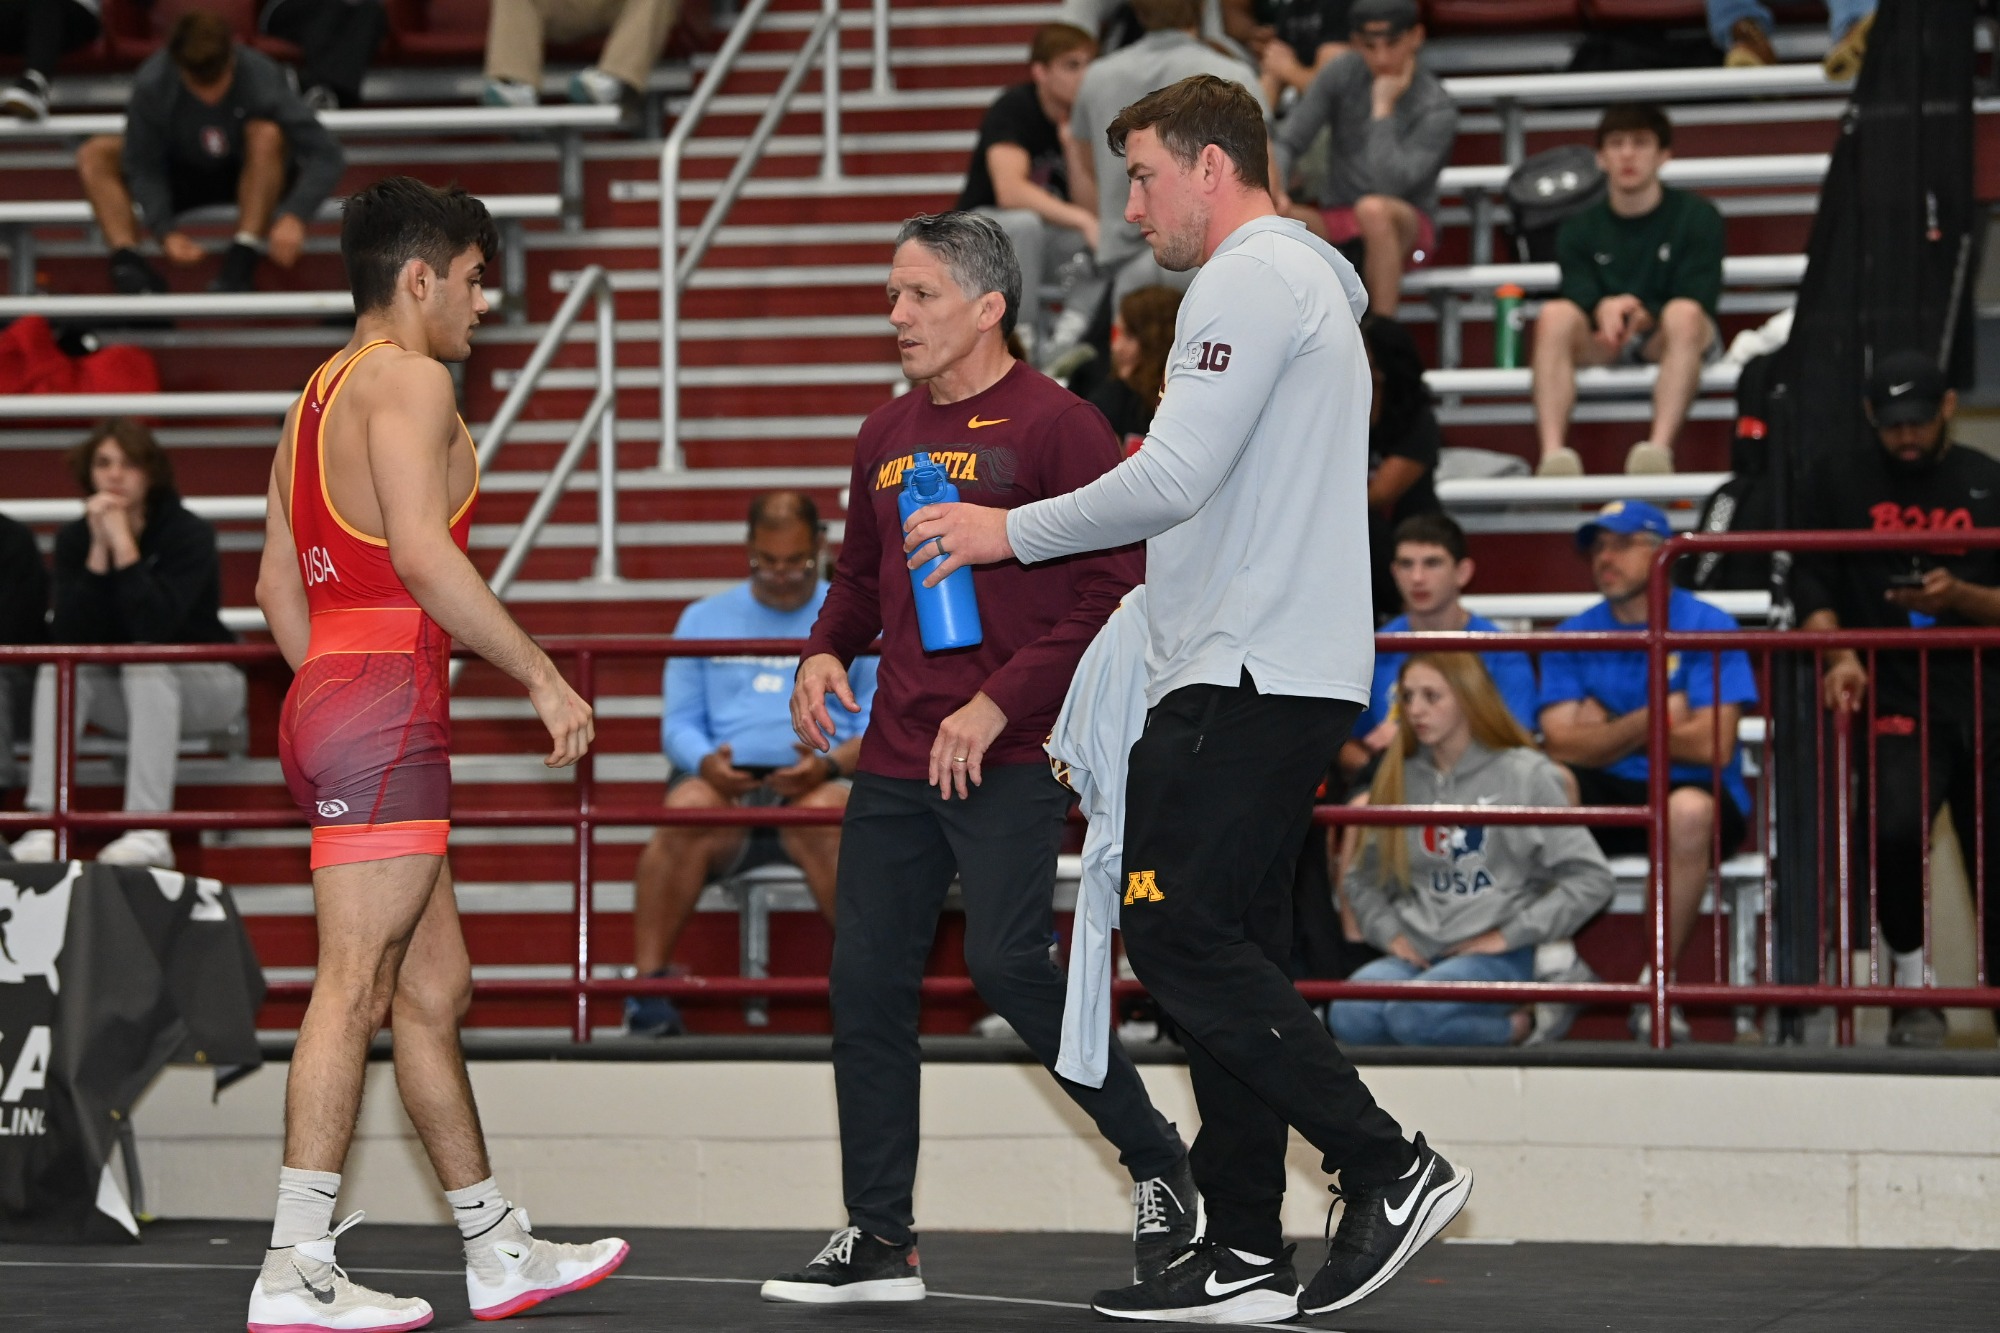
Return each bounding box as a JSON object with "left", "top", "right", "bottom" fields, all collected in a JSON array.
[{"left": 1333, "top": 653, "right": 1614, "bottom": 1047}]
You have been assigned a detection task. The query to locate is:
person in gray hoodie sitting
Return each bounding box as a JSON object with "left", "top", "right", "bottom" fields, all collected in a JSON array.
[{"left": 1332, "top": 652, "right": 1614, "bottom": 1047}]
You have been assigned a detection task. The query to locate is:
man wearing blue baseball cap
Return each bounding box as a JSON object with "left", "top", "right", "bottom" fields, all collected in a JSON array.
[{"left": 1536, "top": 500, "right": 1758, "bottom": 1040}]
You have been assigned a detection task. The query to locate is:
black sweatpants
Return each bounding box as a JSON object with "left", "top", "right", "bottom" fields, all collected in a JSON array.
[
  {"left": 1120, "top": 673, "right": 1414, "bottom": 1257},
  {"left": 831, "top": 765, "right": 1183, "bottom": 1246},
  {"left": 0, "top": 0, "right": 100, "bottom": 76},
  {"left": 262, "top": 0, "right": 388, "bottom": 106},
  {"left": 1855, "top": 712, "right": 2000, "bottom": 970}
]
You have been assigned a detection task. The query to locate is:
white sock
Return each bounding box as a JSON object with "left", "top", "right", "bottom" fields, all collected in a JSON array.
[
  {"left": 446, "top": 1176, "right": 512, "bottom": 1242},
  {"left": 1228, "top": 1248, "right": 1271, "bottom": 1266},
  {"left": 232, "top": 230, "right": 266, "bottom": 252},
  {"left": 1892, "top": 948, "right": 1927, "bottom": 989},
  {"left": 271, "top": 1167, "right": 340, "bottom": 1249}
]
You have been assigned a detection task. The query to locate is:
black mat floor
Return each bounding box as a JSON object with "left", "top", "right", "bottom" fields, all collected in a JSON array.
[{"left": 3, "top": 1220, "right": 1995, "bottom": 1332}]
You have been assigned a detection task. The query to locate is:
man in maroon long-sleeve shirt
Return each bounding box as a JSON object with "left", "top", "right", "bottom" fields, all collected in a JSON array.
[{"left": 762, "top": 212, "right": 1192, "bottom": 1307}]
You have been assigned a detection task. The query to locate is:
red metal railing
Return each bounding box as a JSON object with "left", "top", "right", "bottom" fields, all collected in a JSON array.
[{"left": 5, "top": 530, "right": 1996, "bottom": 1047}]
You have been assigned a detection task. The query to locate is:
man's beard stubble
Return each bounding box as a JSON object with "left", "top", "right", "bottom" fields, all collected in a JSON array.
[{"left": 1152, "top": 218, "right": 1206, "bottom": 273}]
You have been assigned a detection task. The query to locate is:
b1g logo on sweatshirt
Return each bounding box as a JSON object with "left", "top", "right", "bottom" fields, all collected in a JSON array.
[
  {"left": 1424, "top": 825, "right": 1493, "bottom": 897},
  {"left": 1181, "top": 340, "right": 1232, "bottom": 372}
]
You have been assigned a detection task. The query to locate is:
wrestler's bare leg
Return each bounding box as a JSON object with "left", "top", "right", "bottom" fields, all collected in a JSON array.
[
  {"left": 285, "top": 852, "right": 444, "bottom": 1172},
  {"left": 391, "top": 859, "right": 492, "bottom": 1191}
]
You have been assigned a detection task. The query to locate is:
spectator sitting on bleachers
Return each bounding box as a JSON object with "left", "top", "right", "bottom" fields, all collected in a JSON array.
[
  {"left": 9, "top": 419, "right": 244, "bottom": 871},
  {"left": 1710, "top": 0, "right": 1874, "bottom": 81},
  {"left": 624, "top": 492, "right": 877, "bottom": 1037},
  {"left": 74, "top": 10, "right": 345, "bottom": 295},
  {"left": 1273, "top": 0, "right": 1454, "bottom": 319},
  {"left": 1243, "top": 0, "right": 1352, "bottom": 107},
  {"left": 1795, "top": 349, "right": 2000, "bottom": 1049},
  {"left": 1059, "top": 0, "right": 1233, "bottom": 56},
  {"left": 0, "top": 511, "right": 48, "bottom": 799},
  {"left": 259, "top": 0, "right": 388, "bottom": 110},
  {"left": 1331, "top": 652, "right": 1613, "bottom": 1047},
  {"left": 1537, "top": 500, "right": 1757, "bottom": 1042},
  {"left": 1088, "top": 284, "right": 1181, "bottom": 451},
  {"left": 1066, "top": 0, "right": 1268, "bottom": 306},
  {"left": 0, "top": 0, "right": 100, "bottom": 119},
  {"left": 1345, "top": 512, "right": 1540, "bottom": 787},
  {"left": 1532, "top": 103, "right": 1723, "bottom": 479},
  {"left": 1360, "top": 313, "right": 1444, "bottom": 619},
  {"left": 482, "top": 0, "right": 679, "bottom": 109},
  {"left": 956, "top": 22, "right": 1100, "bottom": 373}
]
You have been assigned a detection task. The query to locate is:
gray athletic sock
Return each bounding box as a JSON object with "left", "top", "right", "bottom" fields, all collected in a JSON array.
[
  {"left": 271, "top": 1167, "right": 341, "bottom": 1248},
  {"left": 445, "top": 1176, "right": 511, "bottom": 1242}
]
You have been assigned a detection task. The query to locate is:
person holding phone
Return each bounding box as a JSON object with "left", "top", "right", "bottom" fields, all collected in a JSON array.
[{"left": 1794, "top": 349, "right": 2000, "bottom": 1048}]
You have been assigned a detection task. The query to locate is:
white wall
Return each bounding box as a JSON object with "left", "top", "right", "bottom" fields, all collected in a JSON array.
[{"left": 131, "top": 1058, "right": 2000, "bottom": 1248}]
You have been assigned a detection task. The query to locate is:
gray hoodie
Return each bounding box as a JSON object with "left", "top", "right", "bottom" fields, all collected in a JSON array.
[{"left": 1345, "top": 742, "right": 1615, "bottom": 958}]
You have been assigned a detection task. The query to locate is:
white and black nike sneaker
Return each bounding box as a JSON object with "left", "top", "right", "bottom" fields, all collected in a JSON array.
[
  {"left": 1092, "top": 1239, "right": 1300, "bottom": 1324},
  {"left": 247, "top": 1212, "right": 433, "bottom": 1332},
  {"left": 1132, "top": 1153, "right": 1200, "bottom": 1282},
  {"left": 1301, "top": 1132, "right": 1472, "bottom": 1314},
  {"left": 463, "top": 1204, "right": 628, "bottom": 1320},
  {"left": 760, "top": 1226, "right": 925, "bottom": 1304}
]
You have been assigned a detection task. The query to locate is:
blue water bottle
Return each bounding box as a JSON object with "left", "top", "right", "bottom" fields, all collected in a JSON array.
[{"left": 897, "top": 452, "right": 983, "bottom": 651}]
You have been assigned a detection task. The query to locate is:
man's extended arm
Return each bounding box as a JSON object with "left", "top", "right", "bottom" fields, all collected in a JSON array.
[
  {"left": 988, "top": 143, "right": 1097, "bottom": 241},
  {"left": 368, "top": 355, "right": 592, "bottom": 765},
  {"left": 1006, "top": 253, "right": 1299, "bottom": 563}
]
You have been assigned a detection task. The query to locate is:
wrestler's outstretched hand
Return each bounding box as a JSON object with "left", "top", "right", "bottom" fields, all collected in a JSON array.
[{"left": 531, "top": 673, "right": 596, "bottom": 768}]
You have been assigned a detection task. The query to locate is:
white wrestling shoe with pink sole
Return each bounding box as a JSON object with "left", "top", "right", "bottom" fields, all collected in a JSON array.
[
  {"left": 464, "top": 1205, "right": 629, "bottom": 1321},
  {"left": 246, "top": 1212, "right": 433, "bottom": 1333}
]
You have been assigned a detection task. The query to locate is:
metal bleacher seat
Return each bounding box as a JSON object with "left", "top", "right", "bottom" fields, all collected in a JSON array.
[{"left": 0, "top": 192, "right": 560, "bottom": 301}]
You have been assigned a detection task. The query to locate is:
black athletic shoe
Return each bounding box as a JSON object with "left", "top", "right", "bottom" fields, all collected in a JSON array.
[
  {"left": 1301, "top": 1131, "right": 1472, "bottom": 1314},
  {"left": 109, "top": 247, "right": 167, "bottom": 295},
  {"left": 759, "top": 1226, "right": 925, "bottom": 1304},
  {"left": 210, "top": 241, "right": 261, "bottom": 293},
  {"left": 1132, "top": 1153, "right": 1199, "bottom": 1283},
  {"left": 1092, "top": 1240, "right": 1299, "bottom": 1324}
]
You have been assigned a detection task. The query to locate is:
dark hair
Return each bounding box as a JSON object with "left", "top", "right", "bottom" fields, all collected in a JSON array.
[
  {"left": 1596, "top": 102, "right": 1672, "bottom": 150},
  {"left": 1360, "top": 314, "right": 1433, "bottom": 448},
  {"left": 1391, "top": 511, "right": 1468, "bottom": 564},
  {"left": 1116, "top": 285, "right": 1183, "bottom": 408},
  {"left": 894, "top": 211, "right": 1023, "bottom": 338},
  {"left": 748, "top": 490, "right": 822, "bottom": 540},
  {"left": 1029, "top": 22, "right": 1095, "bottom": 66},
  {"left": 1131, "top": 0, "right": 1202, "bottom": 31},
  {"left": 68, "top": 418, "right": 174, "bottom": 497},
  {"left": 168, "top": 11, "right": 235, "bottom": 84},
  {"left": 1106, "top": 74, "right": 1270, "bottom": 194},
  {"left": 341, "top": 177, "right": 500, "bottom": 314}
]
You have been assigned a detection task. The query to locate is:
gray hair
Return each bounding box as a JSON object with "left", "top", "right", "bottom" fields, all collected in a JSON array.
[{"left": 893, "top": 211, "right": 1022, "bottom": 337}]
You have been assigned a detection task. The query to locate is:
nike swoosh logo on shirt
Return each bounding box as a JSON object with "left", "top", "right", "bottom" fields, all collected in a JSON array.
[
  {"left": 1204, "top": 1272, "right": 1269, "bottom": 1296},
  {"left": 1383, "top": 1159, "right": 1436, "bottom": 1227},
  {"left": 967, "top": 415, "right": 1010, "bottom": 429},
  {"left": 1889, "top": 382, "right": 1915, "bottom": 396}
]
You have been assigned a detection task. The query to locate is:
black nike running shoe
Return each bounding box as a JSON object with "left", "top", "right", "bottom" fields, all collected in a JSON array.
[{"left": 1301, "top": 1131, "right": 1472, "bottom": 1314}]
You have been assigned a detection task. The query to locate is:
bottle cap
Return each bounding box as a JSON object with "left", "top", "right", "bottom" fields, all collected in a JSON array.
[
  {"left": 907, "top": 452, "right": 944, "bottom": 501},
  {"left": 1495, "top": 283, "right": 1526, "bottom": 298}
]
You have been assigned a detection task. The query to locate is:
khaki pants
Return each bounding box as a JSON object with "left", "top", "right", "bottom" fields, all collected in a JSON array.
[{"left": 485, "top": 0, "right": 680, "bottom": 91}]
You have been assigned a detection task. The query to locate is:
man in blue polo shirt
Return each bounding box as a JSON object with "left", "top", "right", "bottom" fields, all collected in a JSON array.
[
  {"left": 1538, "top": 500, "right": 1756, "bottom": 1040},
  {"left": 626, "top": 492, "right": 878, "bottom": 1036},
  {"left": 1343, "top": 511, "right": 1540, "bottom": 787}
]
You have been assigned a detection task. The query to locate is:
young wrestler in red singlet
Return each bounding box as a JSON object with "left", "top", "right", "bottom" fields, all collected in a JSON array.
[{"left": 247, "top": 178, "right": 621, "bottom": 1332}]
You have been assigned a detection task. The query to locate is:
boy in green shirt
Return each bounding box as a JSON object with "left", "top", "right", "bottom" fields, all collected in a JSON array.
[{"left": 1531, "top": 103, "right": 1725, "bottom": 478}]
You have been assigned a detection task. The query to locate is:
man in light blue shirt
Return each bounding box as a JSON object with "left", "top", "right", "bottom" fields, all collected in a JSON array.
[
  {"left": 1538, "top": 499, "right": 1756, "bottom": 1040},
  {"left": 1343, "top": 511, "right": 1540, "bottom": 788},
  {"left": 628, "top": 492, "right": 877, "bottom": 1035}
]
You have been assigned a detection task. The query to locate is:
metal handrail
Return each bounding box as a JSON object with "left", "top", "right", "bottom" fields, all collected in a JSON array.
[
  {"left": 484, "top": 264, "right": 623, "bottom": 599},
  {"left": 660, "top": 0, "right": 845, "bottom": 470}
]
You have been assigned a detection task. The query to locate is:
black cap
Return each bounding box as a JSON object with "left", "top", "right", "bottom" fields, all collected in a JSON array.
[
  {"left": 1350, "top": 0, "right": 1420, "bottom": 34},
  {"left": 1868, "top": 349, "right": 1948, "bottom": 427}
]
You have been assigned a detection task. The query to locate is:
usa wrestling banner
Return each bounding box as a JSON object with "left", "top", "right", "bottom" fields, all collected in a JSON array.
[{"left": 0, "top": 861, "right": 262, "bottom": 1242}]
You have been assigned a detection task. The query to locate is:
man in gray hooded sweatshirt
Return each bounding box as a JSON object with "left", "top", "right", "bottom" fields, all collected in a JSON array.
[{"left": 902, "top": 72, "right": 1470, "bottom": 1325}]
